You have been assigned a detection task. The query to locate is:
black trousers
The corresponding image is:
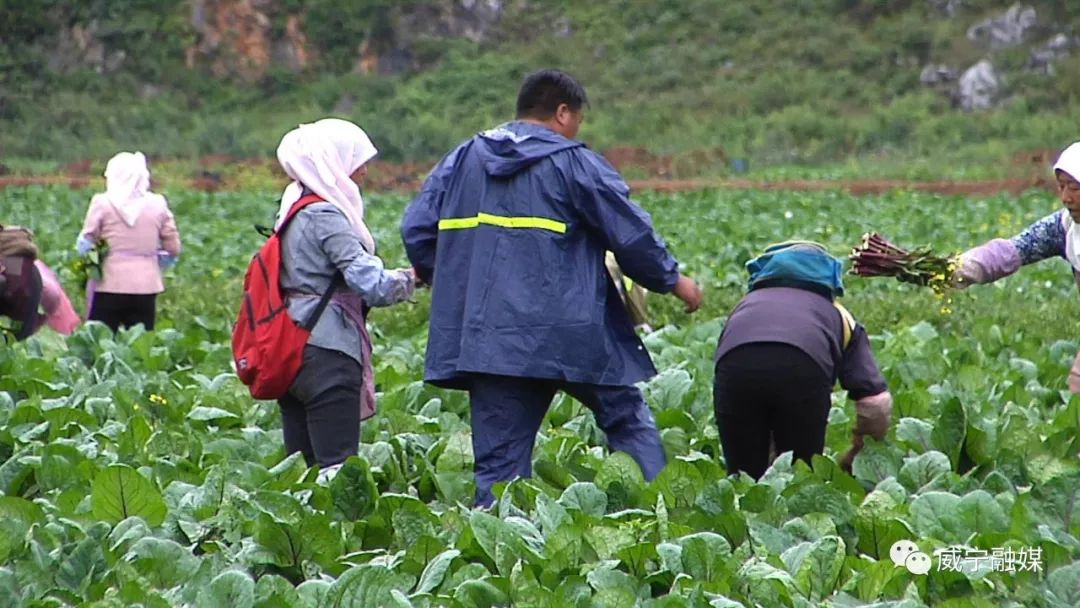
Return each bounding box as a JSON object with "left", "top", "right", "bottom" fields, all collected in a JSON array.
[
  {"left": 278, "top": 345, "right": 363, "bottom": 468},
  {"left": 713, "top": 342, "right": 833, "bottom": 480},
  {"left": 89, "top": 292, "right": 157, "bottom": 332}
]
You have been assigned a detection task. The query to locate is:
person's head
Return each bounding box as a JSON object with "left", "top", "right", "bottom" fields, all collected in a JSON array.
[
  {"left": 746, "top": 240, "right": 845, "bottom": 298},
  {"left": 275, "top": 118, "right": 378, "bottom": 252},
  {"left": 104, "top": 152, "right": 150, "bottom": 201},
  {"left": 276, "top": 118, "right": 378, "bottom": 189},
  {"left": 1054, "top": 142, "right": 1080, "bottom": 221},
  {"left": 515, "top": 69, "right": 588, "bottom": 139}
]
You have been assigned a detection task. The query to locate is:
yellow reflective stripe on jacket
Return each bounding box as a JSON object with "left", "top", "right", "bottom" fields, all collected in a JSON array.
[
  {"left": 438, "top": 212, "right": 567, "bottom": 234},
  {"left": 833, "top": 301, "right": 855, "bottom": 350},
  {"left": 438, "top": 217, "right": 480, "bottom": 230}
]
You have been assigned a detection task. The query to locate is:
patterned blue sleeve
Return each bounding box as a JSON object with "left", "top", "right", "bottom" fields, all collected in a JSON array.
[{"left": 1010, "top": 210, "right": 1067, "bottom": 265}]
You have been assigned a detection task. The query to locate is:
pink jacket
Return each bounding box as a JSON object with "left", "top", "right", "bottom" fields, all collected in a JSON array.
[
  {"left": 80, "top": 194, "right": 181, "bottom": 294},
  {"left": 35, "top": 260, "right": 80, "bottom": 334}
]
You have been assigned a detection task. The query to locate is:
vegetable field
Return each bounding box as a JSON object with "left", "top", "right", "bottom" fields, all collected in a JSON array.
[{"left": 2, "top": 185, "right": 1079, "bottom": 607}]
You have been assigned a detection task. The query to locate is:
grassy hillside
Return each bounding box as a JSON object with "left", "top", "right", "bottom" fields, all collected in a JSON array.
[{"left": 2, "top": 0, "right": 1079, "bottom": 177}]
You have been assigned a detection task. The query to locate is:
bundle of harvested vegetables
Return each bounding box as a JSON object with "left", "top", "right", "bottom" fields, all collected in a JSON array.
[{"left": 849, "top": 232, "right": 958, "bottom": 293}]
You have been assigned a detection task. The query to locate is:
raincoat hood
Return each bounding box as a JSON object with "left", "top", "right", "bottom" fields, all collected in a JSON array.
[{"left": 475, "top": 122, "right": 583, "bottom": 177}]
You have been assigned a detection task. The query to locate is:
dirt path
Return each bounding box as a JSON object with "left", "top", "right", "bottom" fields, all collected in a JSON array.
[
  {"left": 624, "top": 177, "right": 1052, "bottom": 196},
  {"left": 0, "top": 157, "right": 1053, "bottom": 196}
]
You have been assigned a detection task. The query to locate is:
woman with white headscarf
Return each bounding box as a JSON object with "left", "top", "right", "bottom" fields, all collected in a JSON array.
[
  {"left": 952, "top": 141, "right": 1080, "bottom": 391},
  {"left": 273, "top": 118, "right": 416, "bottom": 479},
  {"left": 76, "top": 152, "right": 181, "bottom": 331}
]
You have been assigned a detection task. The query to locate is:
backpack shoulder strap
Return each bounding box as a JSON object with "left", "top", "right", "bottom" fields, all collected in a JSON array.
[
  {"left": 276, "top": 194, "right": 326, "bottom": 234},
  {"left": 833, "top": 301, "right": 855, "bottom": 350}
]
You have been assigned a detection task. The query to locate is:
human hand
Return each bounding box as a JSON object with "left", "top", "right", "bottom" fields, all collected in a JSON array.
[
  {"left": 672, "top": 274, "right": 702, "bottom": 313},
  {"left": 839, "top": 433, "right": 865, "bottom": 473},
  {"left": 399, "top": 267, "right": 426, "bottom": 288},
  {"left": 157, "top": 251, "right": 178, "bottom": 269}
]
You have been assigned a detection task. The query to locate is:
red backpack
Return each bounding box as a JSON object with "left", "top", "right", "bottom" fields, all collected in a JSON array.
[{"left": 232, "top": 195, "right": 336, "bottom": 399}]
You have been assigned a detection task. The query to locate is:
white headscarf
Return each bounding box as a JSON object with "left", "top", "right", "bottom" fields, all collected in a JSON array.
[
  {"left": 1053, "top": 142, "right": 1080, "bottom": 271},
  {"left": 1054, "top": 141, "right": 1080, "bottom": 182},
  {"left": 274, "top": 118, "right": 377, "bottom": 253},
  {"left": 104, "top": 152, "right": 152, "bottom": 227}
]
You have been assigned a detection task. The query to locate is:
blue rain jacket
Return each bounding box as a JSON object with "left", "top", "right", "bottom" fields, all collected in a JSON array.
[{"left": 401, "top": 121, "right": 681, "bottom": 388}]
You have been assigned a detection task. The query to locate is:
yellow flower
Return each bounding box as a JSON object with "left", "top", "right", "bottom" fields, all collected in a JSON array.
[{"left": 149, "top": 393, "right": 168, "bottom": 405}]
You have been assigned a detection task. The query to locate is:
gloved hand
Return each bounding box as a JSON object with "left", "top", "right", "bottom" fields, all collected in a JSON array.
[
  {"left": 158, "top": 251, "right": 178, "bottom": 269},
  {"left": 854, "top": 391, "right": 892, "bottom": 439}
]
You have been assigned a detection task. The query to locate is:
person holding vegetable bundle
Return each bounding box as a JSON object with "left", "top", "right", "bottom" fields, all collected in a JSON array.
[
  {"left": 76, "top": 152, "right": 181, "bottom": 331},
  {"left": 402, "top": 69, "right": 703, "bottom": 506},
  {"left": 713, "top": 241, "right": 892, "bottom": 479},
  {"left": 951, "top": 141, "right": 1080, "bottom": 391}
]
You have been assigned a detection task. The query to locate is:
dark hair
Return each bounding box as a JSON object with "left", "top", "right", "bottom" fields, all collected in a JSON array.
[{"left": 515, "top": 69, "right": 588, "bottom": 119}]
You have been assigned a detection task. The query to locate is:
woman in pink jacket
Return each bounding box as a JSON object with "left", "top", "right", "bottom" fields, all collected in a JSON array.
[{"left": 77, "top": 152, "right": 181, "bottom": 331}]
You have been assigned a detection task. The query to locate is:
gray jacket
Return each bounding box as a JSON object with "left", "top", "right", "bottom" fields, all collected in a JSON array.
[{"left": 280, "top": 203, "right": 414, "bottom": 364}]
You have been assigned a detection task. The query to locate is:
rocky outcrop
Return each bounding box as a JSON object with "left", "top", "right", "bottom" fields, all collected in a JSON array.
[
  {"left": 928, "top": 0, "right": 965, "bottom": 18},
  {"left": 966, "top": 4, "right": 1037, "bottom": 49},
  {"left": 46, "top": 21, "right": 127, "bottom": 74},
  {"left": 919, "top": 64, "right": 957, "bottom": 86},
  {"left": 354, "top": 0, "right": 509, "bottom": 75},
  {"left": 1026, "top": 33, "right": 1078, "bottom": 75},
  {"left": 187, "top": 0, "right": 277, "bottom": 81},
  {"left": 957, "top": 60, "right": 1002, "bottom": 111}
]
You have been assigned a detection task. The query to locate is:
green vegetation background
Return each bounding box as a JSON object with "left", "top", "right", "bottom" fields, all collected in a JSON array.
[{"left": 2, "top": 1, "right": 1080, "bottom": 178}]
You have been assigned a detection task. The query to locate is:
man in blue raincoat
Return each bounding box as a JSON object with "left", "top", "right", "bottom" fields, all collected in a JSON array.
[{"left": 401, "top": 69, "right": 703, "bottom": 506}]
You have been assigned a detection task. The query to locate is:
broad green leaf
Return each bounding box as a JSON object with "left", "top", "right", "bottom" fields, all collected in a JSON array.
[
  {"left": 469, "top": 510, "right": 537, "bottom": 574},
  {"left": 585, "top": 525, "right": 636, "bottom": 560},
  {"left": 296, "top": 580, "right": 331, "bottom": 608},
  {"left": 910, "top": 491, "right": 967, "bottom": 543},
  {"left": 377, "top": 493, "right": 439, "bottom": 549},
  {"left": 435, "top": 432, "right": 473, "bottom": 472},
  {"left": 187, "top": 406, "right": 241, "bottom": 424},
  {"left": 678, "top": 532, "right": 732, "bottom": 582},
  {"left": 956, "top": 490, "right": 1009, "bottom": 536},
  {"left": 1046, "top": 562, "right": 1080, "bottom": 607},
  {"left": 897, "top": 451, "right": 952, "bottom": 492},
  {"left": 652, "top": 460, "right": 705, "bottom": 508},
  {"left": 559, "top": 482, "right": 608, "bottom": 517},
  {"left": 125, "top": 537, "right": 200, "bottom": 588},
  {"left": 197, "top": 570, "right": 255, "bottom": 608},
  {"left": 852, "top": 559, "right": 907, "bottom": 602},
  {"left": 453, "top": 578, "right": 510, "bottom": 608},
  {"left": 895, "top": 417, "right": 934, "bottom": 452},
  {"left": 784, "top": 482, "right": 856, "bottom": 525},
  {"left": 645, "top": 369, "right": 694, "bottom": 410},
  {"left": 253, "top": 574, "right": 303, "bottom": 608},
  {"left": 930, "top": 398, "right": 967, "bottom": 468},
  {"left": 55, "top": 528, "right": 108, "bottom": 593},
  {"left": 329, "top": 456, "right": 378, "bottom": 521},
  {"left": 107, "top": 516, "right": 152, "bottom": 553},
  {"left": 325, "top": 565, "right": 413, "bottom": 608},
  {"left": 594, "top": 452, "right": 645, "bottom": 509},
  {"left": 780, "top": 535, "right": 845, "bottom": 601},
  {"left": 91, "top": 464, "right": 167, "bottom": 526},
  {"left": 415, "top": 548, "right": 460, "bottom": 594},
  {"left": 254, "top": 511, "right": 342, "bottom": 570},
  {"left": 737, "top": 560, "right": 796, "bottom": 607},
  {"left": 852, "top": 439, "right": 902, "bottom": 485}
]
